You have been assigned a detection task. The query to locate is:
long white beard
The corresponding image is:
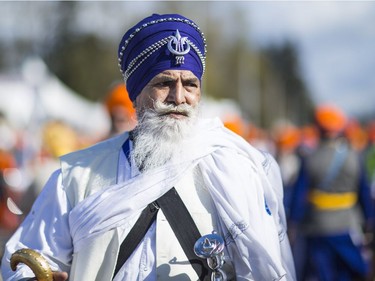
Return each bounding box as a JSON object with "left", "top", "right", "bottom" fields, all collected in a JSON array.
[{"left": 131, "top": 101, "right": 199, "bottom": 171}]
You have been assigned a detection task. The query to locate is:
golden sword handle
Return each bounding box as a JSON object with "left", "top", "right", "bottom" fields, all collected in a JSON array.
[{"left": 10, "top": 248, "right": 53, "bottom": 281}]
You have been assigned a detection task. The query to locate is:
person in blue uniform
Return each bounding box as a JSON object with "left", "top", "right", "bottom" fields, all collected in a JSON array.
[{"left": 288, "top": 104, "right": 374, "bottom": 281}]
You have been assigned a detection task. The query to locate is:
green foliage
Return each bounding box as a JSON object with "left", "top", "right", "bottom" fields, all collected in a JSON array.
[{"left": 262, "top": 41, "right": 315, "bottom": 126}]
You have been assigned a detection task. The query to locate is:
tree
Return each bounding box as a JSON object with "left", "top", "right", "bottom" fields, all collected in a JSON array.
[{"left": 263, "top": 41, "right": 314, "bottom": 125}]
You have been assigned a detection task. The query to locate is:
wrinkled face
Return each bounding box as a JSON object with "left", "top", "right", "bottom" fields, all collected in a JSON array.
[
  {"left": 134, "top": 69, "right": 201, "bottom": 118},
  {"left": 130, "top": 70, "right": 201, "bottom": 171}
]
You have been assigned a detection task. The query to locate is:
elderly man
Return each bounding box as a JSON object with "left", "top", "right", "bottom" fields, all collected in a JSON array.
[{"left": 1, "top": 13, "right": 296, "bottom": 281}]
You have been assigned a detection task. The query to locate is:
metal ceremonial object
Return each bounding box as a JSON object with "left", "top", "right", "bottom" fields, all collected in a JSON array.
[
  {"left": 10, "top": 248, "right": 53, "bottom": 281},
  {"left": 167, "top": 29, "right": 191, "bottom": 65},
  {"left": 194, "top": 231, "right": 227, "bottom": 281}
]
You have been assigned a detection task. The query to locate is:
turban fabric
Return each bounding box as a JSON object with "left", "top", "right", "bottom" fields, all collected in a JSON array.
[
  {"left": 315, "top": 104, "right": 347, "bottom": 133},
  {"left": 118, "top": 13, "right": 207, "bottom": 101}
]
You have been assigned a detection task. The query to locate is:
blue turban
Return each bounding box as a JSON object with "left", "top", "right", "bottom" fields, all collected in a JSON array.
[{"left": 118, "top": 13, "right": 207, "bottom": 101}]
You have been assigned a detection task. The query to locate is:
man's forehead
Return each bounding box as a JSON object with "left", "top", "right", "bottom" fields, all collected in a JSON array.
[{"left": 154, "top": 70, "right": 198, "bottom": 80}]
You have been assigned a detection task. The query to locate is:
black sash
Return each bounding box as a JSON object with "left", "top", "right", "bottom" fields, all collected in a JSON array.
[{"left": 113, "top": 187, "right": 210, "bottom": 280}]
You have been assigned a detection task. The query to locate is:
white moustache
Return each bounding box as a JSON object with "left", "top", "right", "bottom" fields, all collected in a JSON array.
[{"left": 153, "top": 101, "right": 194, "bottom": 117}]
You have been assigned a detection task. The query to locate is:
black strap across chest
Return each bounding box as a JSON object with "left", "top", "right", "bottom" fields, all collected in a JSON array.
[{"left": 113, "top": 187, "right": 210, "bottom": 280}]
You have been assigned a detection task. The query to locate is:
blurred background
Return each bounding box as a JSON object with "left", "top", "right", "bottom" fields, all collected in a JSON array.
[
  {"left": 0, "top": 1, "right": 375, "bottom": 278},
  {"left": 1, "top": 1, "right": 374, "bottom": 128}
]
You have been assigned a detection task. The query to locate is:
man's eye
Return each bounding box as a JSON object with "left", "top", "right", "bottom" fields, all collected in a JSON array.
[
  {"left": 155, "top": 81, "right": 171, "bottom": 87},
  {"left": 185, "top": 82, "right": 198, "bottom": 88},
  {"left": 188, "top": 83, "right": 198, "bottom": 88}
]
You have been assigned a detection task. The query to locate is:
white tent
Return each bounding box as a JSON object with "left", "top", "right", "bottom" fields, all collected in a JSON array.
[{"left": 0, "top": 57, "right": 110, "bottom": 138}]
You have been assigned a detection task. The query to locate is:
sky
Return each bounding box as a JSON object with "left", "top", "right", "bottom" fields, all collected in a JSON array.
[
  {"left": 245, "top": 1, "right": 375, "bottom": 119},
  {"left": 1, "top": 1, "right": 374, "bottom": 120}
]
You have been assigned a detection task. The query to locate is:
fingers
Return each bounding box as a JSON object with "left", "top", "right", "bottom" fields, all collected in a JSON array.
[{"left": 53, "top": 271, "right": 69, "bottom": 281}]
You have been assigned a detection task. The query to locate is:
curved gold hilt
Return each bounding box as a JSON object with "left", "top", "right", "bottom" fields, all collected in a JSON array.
[{"left": 10, "top": 248, "right": 53, "bottom": 281}]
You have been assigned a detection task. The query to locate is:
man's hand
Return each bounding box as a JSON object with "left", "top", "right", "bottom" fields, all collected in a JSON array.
[
  {"left": 53, "top": 271, "right": 68, "bottom": 281},
  {"left": 27, "top": 272, "right": 68, "bottom": 281}
]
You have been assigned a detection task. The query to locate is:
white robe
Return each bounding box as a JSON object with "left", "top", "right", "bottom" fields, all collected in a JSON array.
[{"left": 1, "top": 118, "right": 296, "bottom": 281}]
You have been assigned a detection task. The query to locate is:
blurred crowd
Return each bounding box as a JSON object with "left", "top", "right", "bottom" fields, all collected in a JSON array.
[
  {"left": 225, "top": 104, "right": 375, "bottom": 280},
  {"left": 0, "top": 82, "right": 375, "bottom": 280},
  {"left": 0, "top": 82, "right": 137, "bottom": 261}
]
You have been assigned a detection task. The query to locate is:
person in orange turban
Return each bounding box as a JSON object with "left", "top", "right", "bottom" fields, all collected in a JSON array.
[
  {"left": 288, "top": 104, "right": 373, "bottom": 281},
  {"left": 314, "top": 104, "right": 347, "bottom": 137},
  {"left": 104, "top": 83, "right": 137, "bottom": 137}
]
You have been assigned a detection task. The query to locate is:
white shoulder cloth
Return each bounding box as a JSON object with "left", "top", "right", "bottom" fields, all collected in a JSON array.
[{"left": 69, "top": 118, "right": 291, "bottom": 280}]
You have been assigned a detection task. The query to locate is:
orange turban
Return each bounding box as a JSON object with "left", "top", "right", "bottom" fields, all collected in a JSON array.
[
  {"left": 275, "top": 126, "right": 301, "bottom": 151},
  {"left": 367, "top": 121, "right": 375, "bottom": 143},
  {"left": 105, "top": 84, "right": 135, "bottom": 118},
  {"left": 223, "top": 115, "right": 247, "bottom": 138},
  {"left": 0, "top": 150, "right": 16, "bottom": 171},
  {"left": 315, "top": 104, "right": 347, "bottom": 133}
]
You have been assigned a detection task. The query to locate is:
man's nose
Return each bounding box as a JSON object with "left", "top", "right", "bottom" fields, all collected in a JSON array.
[{"left": 167, "top": 82, "right": 186, "bottom": 105}]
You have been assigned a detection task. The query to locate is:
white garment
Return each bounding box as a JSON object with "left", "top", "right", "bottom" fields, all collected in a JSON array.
[
  {"left": 155, "top": 166, "right": 219, "bottom": 280},
  {"left": 1, "top": 117, "right": 296, "bottom": 281},
  {"left": 114, "top": 165, "right": 220, "bottom": 281},
  {"left": 69, "top": 118, "right": 290, "bottom": 280}
]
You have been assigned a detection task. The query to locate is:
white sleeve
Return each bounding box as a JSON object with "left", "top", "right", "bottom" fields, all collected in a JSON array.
[{"left": 1, "top": 169, "right": 73, "bottom": 280}]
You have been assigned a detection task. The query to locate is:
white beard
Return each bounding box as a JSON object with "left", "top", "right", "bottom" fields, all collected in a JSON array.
[{"left": 131, "top": 101, "right": 200, "bottom": 171}]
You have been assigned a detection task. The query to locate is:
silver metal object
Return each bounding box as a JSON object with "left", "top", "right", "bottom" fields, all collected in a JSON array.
[
  {"left": 194, "top": 231, "right": 227, "bottom": 281},
  {"left": 168, "top": 29, "right": 191, "bottom": 65}
]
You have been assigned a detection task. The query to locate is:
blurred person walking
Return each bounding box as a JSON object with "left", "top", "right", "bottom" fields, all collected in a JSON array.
[
  {"left": 363, "top": 120, "right": 375, "bottom": 280},
  {"left": 104, "top": 83, "right": 137, "bottom": 138},
  {"left": 288, "top": 104, "right": 373, "bottom": 281},
  {"left": 25, "top": 120, "right": 83, "bottom": 209},
  {"left": 0, "top": 150, "right": 23, "bottom": 262},
  {"left": 273, "top": 122, "right": 302, "bottom": 219}
]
